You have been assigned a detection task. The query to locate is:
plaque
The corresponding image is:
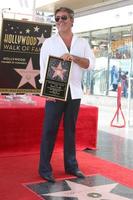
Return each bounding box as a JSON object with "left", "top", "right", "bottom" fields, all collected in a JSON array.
[{"left": 40, "top": 55, "right": 72, "bottom": 101}]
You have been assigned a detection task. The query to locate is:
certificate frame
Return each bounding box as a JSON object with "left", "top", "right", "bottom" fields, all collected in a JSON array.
[{"left": 40, "top": 55, "right": 72, "bottom": 101}]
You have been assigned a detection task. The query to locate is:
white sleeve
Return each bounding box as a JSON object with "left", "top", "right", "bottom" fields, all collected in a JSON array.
[
  {"left": 84, "top": 40, "right": 95, "bottom": 71},
  {"left": 88, "top": 49, "right": 95, "bottom": 70},
  {"left": 39, "top": 39, "right": 50, "bottom": 84}
]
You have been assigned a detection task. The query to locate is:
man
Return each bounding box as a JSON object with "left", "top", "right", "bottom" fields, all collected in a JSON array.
[
  {"left": 111, "top": 65, "right": 118, "bottom": 91},
  {"left": 39, "top": 7, "right": 95, "bottom": 183}
]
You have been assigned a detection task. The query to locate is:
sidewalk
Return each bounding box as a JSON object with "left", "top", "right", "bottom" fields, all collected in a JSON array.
[
  {"left": 81, "top": 94, "right": 133, "bottom": 138},
  {"left": 81, "top": 94, "right": 128, "bottom": 109}
]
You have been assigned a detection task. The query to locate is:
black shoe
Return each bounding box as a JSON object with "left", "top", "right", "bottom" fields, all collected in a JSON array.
[
  {"left": 66, "top": 169, "right": 85, "bottom": 178},
  {"left": 39, "top": 173, "right": 55, "bottom": 183}
]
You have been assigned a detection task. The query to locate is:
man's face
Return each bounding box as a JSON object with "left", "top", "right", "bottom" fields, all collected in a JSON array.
[{"left": 55, "top": 11, "right": 73, "bottom": 33}]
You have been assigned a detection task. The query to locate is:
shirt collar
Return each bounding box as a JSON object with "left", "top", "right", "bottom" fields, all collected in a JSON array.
[{"left": 56, "top": 33, "right": 78, "bottom": 48}]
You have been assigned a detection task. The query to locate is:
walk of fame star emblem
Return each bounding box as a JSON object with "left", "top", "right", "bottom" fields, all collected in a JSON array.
[
  {"left": 51, "top": 62, "right": 67, "bottom": 81},
  {"left": 14, "top": 58, "right": 39, "bottom": 88},
  {"left": 25, "top": 175, "right": 133, "bottom": 200}
]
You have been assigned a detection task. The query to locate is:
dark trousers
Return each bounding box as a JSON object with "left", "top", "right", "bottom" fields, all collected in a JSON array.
[{"left": 39, "top": 90, "right": 81, "bottom": 175}]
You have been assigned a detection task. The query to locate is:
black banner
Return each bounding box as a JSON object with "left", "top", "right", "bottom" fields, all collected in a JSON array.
[{"left": 0, "top": 18, "right": 52, "bottom": 94}]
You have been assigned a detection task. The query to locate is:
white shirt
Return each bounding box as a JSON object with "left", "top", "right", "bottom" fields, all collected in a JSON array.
[{"left": 39, "top": 33, "right": 95, "bottom": 99}]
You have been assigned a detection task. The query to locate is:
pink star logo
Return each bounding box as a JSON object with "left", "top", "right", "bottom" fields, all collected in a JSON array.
[
  {"left": 51, "top": 62, "right": 67, "bottom": 80},
  {"left": 43, "top": 181, "right": 129, "bottom": 199},
  {"left": 14, "top": 58, "right": 39, "bottom": 88}
]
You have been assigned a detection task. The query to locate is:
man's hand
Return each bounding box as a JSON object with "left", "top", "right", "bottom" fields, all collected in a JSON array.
[
  {"left": 46, "top": 97, "right": 56, "bottom": 102},
  {"left": 61, "top": 53, "right": 73, "bottom": 61},
  {"left": 61, "top": 53, "right": 89, "bottom": 69}
]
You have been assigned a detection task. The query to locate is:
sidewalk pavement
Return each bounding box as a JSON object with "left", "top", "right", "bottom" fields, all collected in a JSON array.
[
  {"left": 81, "top": 94, "right": 128, "bottom": 109},
  {"left": 81, "top": 94, "right": 133, "bottom": 134}
]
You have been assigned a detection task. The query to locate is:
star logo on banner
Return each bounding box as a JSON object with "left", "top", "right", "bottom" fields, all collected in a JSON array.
[
  {"left": 43, "top": 181, "right": 130, "bottom": 199},
  {"left": 37, "top": 33, "right": 45, "bottom": 45},
  {"left": 14, "top": 58, "right": 39, "bottom": 88},
  {"left": 51, "top": 62, "right": 67, "bottom": 80},
  {"left": 34, "top": 26, "right": 40, "bottom": 32},
  {"left": 26, "top": 29, "right": 30, "bottom": 34}
]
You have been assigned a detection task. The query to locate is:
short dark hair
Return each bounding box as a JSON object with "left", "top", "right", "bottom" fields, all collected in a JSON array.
[{"left": 54, "top": 7, "right": 74, "bottom": 18}]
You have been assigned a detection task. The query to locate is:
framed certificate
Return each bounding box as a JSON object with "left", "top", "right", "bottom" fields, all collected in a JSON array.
[{"left": 40, "top": 55, "right": 72, "bottom": 101}]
